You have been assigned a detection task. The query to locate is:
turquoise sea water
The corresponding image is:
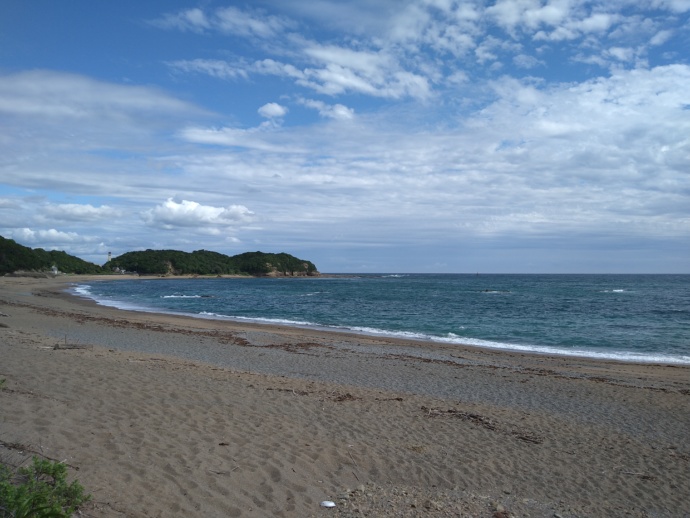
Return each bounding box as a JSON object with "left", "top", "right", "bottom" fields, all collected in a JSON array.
[{"left": 73, "top": 274, "right": 690, "bottom": 364}]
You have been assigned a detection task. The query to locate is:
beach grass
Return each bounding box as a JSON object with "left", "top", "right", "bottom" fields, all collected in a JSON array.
[{"left": 0, "top": 457, "right": 90, "bottom": 518}]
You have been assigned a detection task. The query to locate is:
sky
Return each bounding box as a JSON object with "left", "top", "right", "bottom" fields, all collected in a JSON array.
[{"left": 1, "top": 1, "right": 689, "bottom": 273}]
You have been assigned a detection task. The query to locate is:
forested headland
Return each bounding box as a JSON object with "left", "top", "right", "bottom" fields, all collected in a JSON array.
[
  {"left": 108, "top": 249, "right": 319, "bottom": 277},
  {"left": 0, "top": 236, "right": 319, "bottom": 277},
  {"left": 0, "top": 236, "right": 105, "bottom": 275}
]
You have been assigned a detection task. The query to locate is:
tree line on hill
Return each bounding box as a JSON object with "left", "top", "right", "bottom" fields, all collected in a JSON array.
[
  {"left": 0, "top": 236, "right": 319, "bottom": 277},
  {"left": 108, "top": 249, "right": 319, "bottom": 276},
  {"left": 0, "top": 236, "right": 104, "bottom": 275}
]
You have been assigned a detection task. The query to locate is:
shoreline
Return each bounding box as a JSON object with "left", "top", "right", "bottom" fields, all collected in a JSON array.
[
  {"left": 65, "top": 273, "right": 690, "bottom": 366},
  {"left": 2, "top": 275, "right": 689, "bottom": 517},
  {"left": 5, "top": 274, "right": 690, "bottom": 403}
]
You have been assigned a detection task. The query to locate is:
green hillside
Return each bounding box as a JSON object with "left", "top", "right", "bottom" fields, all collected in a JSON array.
[
  {"left": 107, "top": 249, "right": 319, "bottom": 276},
  {"left": 0, "top": 236, "right": 319, "bottom": 277},
  {"left": 0, "top": 236, "right": 105, "bottom": 275}
]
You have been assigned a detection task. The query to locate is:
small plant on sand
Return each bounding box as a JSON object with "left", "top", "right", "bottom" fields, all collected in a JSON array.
[
  {"left": 0, "top": 457, "right": 90, "bottom": 517},
  {"left": 0, "top": 379, "right": 5, "bottom": 390}
]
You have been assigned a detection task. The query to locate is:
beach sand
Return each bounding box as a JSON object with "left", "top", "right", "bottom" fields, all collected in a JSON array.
[{"left": 1, "top": 275, "right": 689, "bottom": 517}]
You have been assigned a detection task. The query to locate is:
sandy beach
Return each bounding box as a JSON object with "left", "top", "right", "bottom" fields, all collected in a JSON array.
[{"left": 1, "top": 275, "right": 689, "bottom": 517}]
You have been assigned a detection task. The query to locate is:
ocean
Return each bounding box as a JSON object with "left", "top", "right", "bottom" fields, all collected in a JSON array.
[{"left": 73, "top": 274, "right": 690, "bottom": 364}]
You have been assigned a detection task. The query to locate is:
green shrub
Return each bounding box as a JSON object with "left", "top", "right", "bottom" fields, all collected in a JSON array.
[{"left": 0, "top": 457, "right": 90, "bottom": 517}]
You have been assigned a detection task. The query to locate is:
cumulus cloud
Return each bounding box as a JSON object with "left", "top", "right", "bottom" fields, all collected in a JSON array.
[
  {"left": 486, "top": 0, "right": 570, "bottom": 32},
  {"left": 258, "top": 102, "right": 288, "bottom": 118},
  {"left": 606, "top": 46, "right": 635, "bottom": 62},
  {"left": 142, "top": 198, "right": 254, "bottom": 230},
  {"left": 11, "top": 228, "right": 82, "bottom": 245}
]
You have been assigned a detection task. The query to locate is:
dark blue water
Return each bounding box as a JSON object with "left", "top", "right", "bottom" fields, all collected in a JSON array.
[{"left": 73, "top": 274, "right": 690, "bottom": 364}]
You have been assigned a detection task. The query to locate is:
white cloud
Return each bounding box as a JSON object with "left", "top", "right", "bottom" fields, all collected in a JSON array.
[
  {"left": 158, "top": 2, "right": 690, "bottom": 108},
  {"left": 295, "top": 44, "right": 432, "bottom": 99},
  {"left": 575, "top": 13, "right": 618, "bottom": 34},
  {"left": 253, "top": 59, "right": 305, "bottom": 79},
  {"left": 606, "top": 46, "right": 635, "bottom": 62},
  {"left": 0, "top": 198, "right": 20, "bottom": 209},
  {"left": 143, "top": 198, "right": 254, "bottom": 230},
  {"left": 153, "top": 6, "right": 290, "bottom": 38},
  {"left": 167, "top": 59, "right": 248, "bottom": 80},
  {"left": 11, "top": 228, "right": 82, "bottom": 245},
  {"left": 0, "top": 70, "right": 201, "bottom": 119},
  {"left": 652, "top": 0, "right": 690, "bottom": 13},
  {"left": 258, "top": 102, "right": 288, "bottom": 118},
  {"left": 155, "top": 64, "right": 689, "bottom": 255},
  {"left": 474, "top": 36, "right": 521, "bottom": 64},
  {"left": 41, "top": 203, "right": 119, "bottom": 222},
  {"left": 0, "top": 70, "right": 211, "bottom": 203},
  {"left": 179, "top": 124, "right": 306, "bottom": 153},
  {"left": 533, "top": 12, "right": 618, "bottom": 42},
  {"left": 650, "top": 29, "right": 674, "bottom": 46},
  {"left": 300, "top": 99, "right": 355, "bottom": 120},
  {"left": 513, "top": 53, "right": 544, "bottom": 69},
  {"left": 305, "top": 45, "right": 390, "bottom": 78},
  {"left": 214, "top": 6, "right": 289, "bottom": 38},
  {"left": 152, "top": 8, "right": 210, "bottom": 33},
  {"left": 522, "top": 0, "right": 571, "bottom": 29}
]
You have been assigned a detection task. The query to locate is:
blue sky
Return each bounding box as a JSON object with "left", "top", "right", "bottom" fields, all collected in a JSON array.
[{"left": 1, "top": 0, "right": 689, "bottom": 273}]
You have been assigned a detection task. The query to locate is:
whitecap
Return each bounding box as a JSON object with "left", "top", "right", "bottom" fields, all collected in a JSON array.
[
  {"left": 72, "top": 284, "right": 92, "bottom": 296},
  {"left": 197, "top": 312, "right": 315, "bottom": 327}
]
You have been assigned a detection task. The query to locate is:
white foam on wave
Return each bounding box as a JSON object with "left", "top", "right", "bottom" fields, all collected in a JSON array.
[
  {"left": 198, "top": 312, "right": 315, "bottom": 327},
  {"left": 71, "top": 283, "right": 163, "bottom": 313},
  {"left": 90, "top": 298, "right": 160, "bottom": 312},
  {"left": 72, "top": 284, "right": 92, "bottom": 296},
  {"left": 162, "top": 294, "right": 202, "bottom": 299},
  {"left": 71, "top": 283, "right": 690, "bottom": 366},
  {"left": 155, "top": 308, "right": 690, "bottom": 365},
  {"left": 239, "top": 319, "right": 690, "bottom": 365},
  {"left": 431, "top": 334, "right": 690, "bottom": 364},
  {"left": 315, "top": 325, "right": 690, "bottom": 364},
  {"left": 349, "top": 326, "right": 430, "bottom": 340}
]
